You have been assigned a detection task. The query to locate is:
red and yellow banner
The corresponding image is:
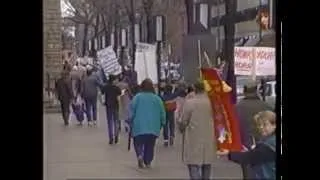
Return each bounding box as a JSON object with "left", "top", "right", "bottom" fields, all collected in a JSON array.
[{"left": 201, "top": 68, "right": 242, "bottom": 151}]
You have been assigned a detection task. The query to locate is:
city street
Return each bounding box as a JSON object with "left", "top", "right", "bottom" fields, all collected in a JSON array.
[{"left": 44, "top": 104, "right": 242, "bottom": 180}]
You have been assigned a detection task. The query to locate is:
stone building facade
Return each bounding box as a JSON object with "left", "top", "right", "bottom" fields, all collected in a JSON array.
[{"left": 43, "top": 0, "right": 62, "bottom": 89}]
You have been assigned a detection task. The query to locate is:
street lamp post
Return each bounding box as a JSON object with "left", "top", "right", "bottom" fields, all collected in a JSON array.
[{"left": 156, "top": 15, "right": 164, "bottom": 94}]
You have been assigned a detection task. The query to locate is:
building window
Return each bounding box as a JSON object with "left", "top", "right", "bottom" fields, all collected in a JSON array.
[
  {"left": 237, "top": 0, "right": 263, "bottom": 11},
  {"left": 211, "top": 3, "right": 226, "bottom": 18}
]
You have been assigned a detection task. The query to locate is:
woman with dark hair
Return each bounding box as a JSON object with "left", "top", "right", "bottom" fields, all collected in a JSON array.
[
  {"left": 101, "top": 74, "right": 122, "bottom": 144},
  {"left": 129, "top": 78, "right": 166, "bottom": 168}
]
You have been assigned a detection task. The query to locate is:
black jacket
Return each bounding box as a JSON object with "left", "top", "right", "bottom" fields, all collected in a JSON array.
[{"left": 55, "top": 77, "right": 73, "bottom": 102}]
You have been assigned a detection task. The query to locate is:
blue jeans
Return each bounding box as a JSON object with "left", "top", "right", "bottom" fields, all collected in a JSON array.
[
  {"left": 106, "top": 106, "right": 119, "bottom": 140},
  {"left": 133, "top": 134, "right": 157, "bottom": 165},
  {"left": 84, "top": 98, "right": 97, "bottom": 122},
  {"left": 187, "top": 164, "right": 211, "bottom": 180},
  {"left": 163, "top": 111, "right": 175, "bottom": 140}
]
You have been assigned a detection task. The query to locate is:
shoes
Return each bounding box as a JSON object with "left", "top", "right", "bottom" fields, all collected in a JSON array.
[
  {"left": 93, "top": 121, "right": 97, "bottom": 126},
  {"left": 109, "top": 138, "right": 114, "bottom": 145},
  {"left": 64, "top": 121, "right": 69, "bottom": 126},
  {"left": 169, "top": 137, "right": 174, "bottom": 146},
  {"left": 114, "top": 136, "right": 119, "bottom": 144},
  {"left": 138, "top": 158, "right": 144, "bottom": 168},
  {"left": 164, "top": 140, "right": 169, "bottom": 147},
  {"left": 145, "top": 164, "right": 151, "bottom": 169},
  {"left": 88, "top": 121, "right": 93, "bottom": 127}
]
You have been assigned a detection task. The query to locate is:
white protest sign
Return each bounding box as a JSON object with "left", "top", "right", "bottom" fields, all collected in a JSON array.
[
  {"left": 234, "top": 47, "right": 275, "bottom": 76},
  {"left": 234, "top": 47, "right": 254, "bottom": 76},
  {"left": 135, "top": 42, "right": 158, "bottom": 84},
  {"left": 255, "top": 47, "right": 275, "bottom": 76},
  {"left": 97, "top": 46, "right": 122, "bottom": 76}
]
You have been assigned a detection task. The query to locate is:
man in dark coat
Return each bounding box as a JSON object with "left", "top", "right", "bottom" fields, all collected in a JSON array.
[
  {"left": 101, "top": 75, "right": 122, "bottom": 144},
  {"left": 55, "top": 71, "right": 74, "bottom": 126},
  {"left": 236, "top": 80, "right": 273, "bottom": 179},
  {"left": 81, "top": 67, "right": 103, "bottom": 126}
]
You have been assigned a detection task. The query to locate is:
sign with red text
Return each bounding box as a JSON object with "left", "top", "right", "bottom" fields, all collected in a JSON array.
[
  {"left": 255, "top": 47, "right": 275, "bottom": 76},
  {"left": 234, "top": 47, "right": 254, "bottom": 76},
  {"left": 234, "top": 47, "right": 275, "bottom": 76}
]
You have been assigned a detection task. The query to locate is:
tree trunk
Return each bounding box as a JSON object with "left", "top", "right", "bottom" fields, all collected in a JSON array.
[
  {"left": 102, "top": 14, "right": 111, "bottom": 46},
  {"left": 114, "top": 23, "right": 119, "bottom": 55},
  {"left": 146, "top": 14, "right": 152, "bottom": 43},
  {"left": 129, "top": 0, "right": 136, "bottom": 68},
  {"left": 184, "top": 0, "right": 192, "bottom": 34},
  {"left": 81, "top": 23, "right": 88, "bottom": 57},
  {"left": 94, "top": 14, "right": 100, "bottom": 38}
]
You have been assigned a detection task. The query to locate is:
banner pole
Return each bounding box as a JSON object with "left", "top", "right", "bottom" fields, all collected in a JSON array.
[
  {"left": 204, "top": 51, "right": 212, "bottom": 67},
  {"left": 251, "top": 48, "right": 257, "bottom": 81},
  {"left": 198, "top": 40, "right": 202, "bottom": 80}
]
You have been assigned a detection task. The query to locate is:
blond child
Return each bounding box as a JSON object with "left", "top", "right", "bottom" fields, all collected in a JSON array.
[{"left": 217, "top": 110, "right": 276, "bottom": 180}]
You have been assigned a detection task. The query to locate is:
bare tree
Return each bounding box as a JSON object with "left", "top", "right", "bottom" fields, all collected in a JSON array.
[
  {"left": 184, "top": 0, "right": 193, "bottom": 34},
  {"left": 141, "top": 0, "right": 156, "bottom": 43},
  {"left": 63, "top": 0, "right": 99, "bottom": 56}
]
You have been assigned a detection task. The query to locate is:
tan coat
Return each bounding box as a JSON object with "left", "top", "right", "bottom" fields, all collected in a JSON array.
[
  {"left": 179, "top": 93, "right": 218, "bottom": 165},
  {"left": 116, "top": 81, "right": 130, "bottom": 121}
]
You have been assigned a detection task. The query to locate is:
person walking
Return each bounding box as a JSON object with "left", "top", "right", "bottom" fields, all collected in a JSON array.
[
  {"left": 162, "top": 84, "right": 178, "bottom": 146},
  {"left": 102, "top": 75, "right": 122, "bottom": 145},
  {"left": 178, "top": 82, "right": 217, "bottom": 180},
  {"left": 55, "top": 71, "right": 74, "bottom": 126},
  {"left": 116, "top": 74, "right": 130, "bottom": 132},
  {"left": 81, "top": 66, "right": 102, "bottom": 126},
  {"left": 129, "top": 79, "right": 166, "bottom": 168},
  {"left": 236, "top": 80, "right": 274, "bottom": 179}
]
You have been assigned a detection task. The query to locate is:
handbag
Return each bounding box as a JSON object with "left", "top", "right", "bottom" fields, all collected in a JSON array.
[{"left": 165, "top": 100, "right": 177, "bottom": 111}]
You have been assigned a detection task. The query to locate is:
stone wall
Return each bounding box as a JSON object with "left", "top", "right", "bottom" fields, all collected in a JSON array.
[{"left": 43, "top": 0, "right": 62, "bottom": 89}]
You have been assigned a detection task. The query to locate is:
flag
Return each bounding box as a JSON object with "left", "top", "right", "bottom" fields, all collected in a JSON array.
[{"left": 201, "top": 68, "right": 242, "bottom": 151}]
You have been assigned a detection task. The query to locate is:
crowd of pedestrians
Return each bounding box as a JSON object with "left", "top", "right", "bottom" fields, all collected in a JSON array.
[{"left": 54, "top": 60, "right": 276, "bottom": 180}]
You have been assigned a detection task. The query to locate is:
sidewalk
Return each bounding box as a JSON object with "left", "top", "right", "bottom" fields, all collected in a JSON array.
[{"left": 44, "top": 104, "right": 242, "bottom": 180}]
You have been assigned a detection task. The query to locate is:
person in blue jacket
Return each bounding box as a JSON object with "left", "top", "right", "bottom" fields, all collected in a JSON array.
[
  {"left": 217, "top": 110, "right": 276, "bottom": 180},
  {"left": 130, "top": 78, "right": 166, "bottom": 169},
  {"left": 161, "top": 84, "right": 179, "bottom": 146}
]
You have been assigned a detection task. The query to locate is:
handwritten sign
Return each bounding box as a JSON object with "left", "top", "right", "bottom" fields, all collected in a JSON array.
[
  {"left": 135, "top": 42, "right": 158, "bottom": 84},
  {"left": 234, "top": 47, "right": 275, "bottom": 76},
  {"left": 234, "top": 47, "right": 254, "bottom": 76},
  {"left": 255, "top": 47, "right": 275, "bottom": 76},
  {"left": 97, "top": 46, "right": 122, "bottom": 76}
]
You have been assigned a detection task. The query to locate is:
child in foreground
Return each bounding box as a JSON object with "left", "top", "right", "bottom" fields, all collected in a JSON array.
[{"left": 217, "top": 110, "right": 276, "bottom": 180}]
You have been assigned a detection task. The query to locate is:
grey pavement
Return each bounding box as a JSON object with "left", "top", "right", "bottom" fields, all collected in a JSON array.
[{"left": 44, "top": 103, "right": 242, "bottom": 180}]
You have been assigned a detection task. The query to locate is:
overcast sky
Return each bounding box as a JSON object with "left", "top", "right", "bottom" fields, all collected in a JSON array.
[
  {"left": 61, "top": 0, "right": 75, "bottom": 37},
  {"left": 61, "top": 0, "right": 74, "bottom": 18}
]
